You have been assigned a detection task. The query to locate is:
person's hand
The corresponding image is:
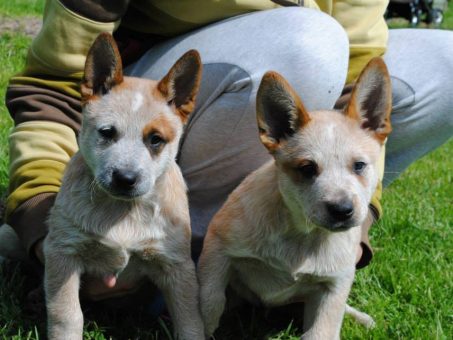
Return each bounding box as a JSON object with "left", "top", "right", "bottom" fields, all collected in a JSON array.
[{"left": 34, "top": 239, "right": 142, "bottom": 301}]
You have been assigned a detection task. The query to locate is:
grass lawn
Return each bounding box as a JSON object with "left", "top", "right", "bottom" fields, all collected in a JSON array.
[{"left": 0, "top": 1, "right": 452, "bottom": 339}]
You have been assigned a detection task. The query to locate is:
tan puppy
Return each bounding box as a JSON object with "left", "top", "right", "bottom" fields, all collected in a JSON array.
[
  {"left": 198, "top": 58, "right": 392, "bottom": 339},
  {"left": 44, "top": 33, "right": 204, "bottom": 340}
]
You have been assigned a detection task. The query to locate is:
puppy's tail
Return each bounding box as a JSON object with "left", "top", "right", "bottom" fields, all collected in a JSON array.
[
  {"left": 0, "top": 223, "right": 27, "bottom": 262},
  {"left": 345, "top": 304, "right": 376, "bottom": 329}
]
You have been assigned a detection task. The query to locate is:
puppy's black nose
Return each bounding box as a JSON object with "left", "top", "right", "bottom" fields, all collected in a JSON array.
[
  {"left": 112, "top": 169, "right": 139, "bottom": 190},
  {"left": 326, "top": 200, "right": 354, "bottom": 221}
]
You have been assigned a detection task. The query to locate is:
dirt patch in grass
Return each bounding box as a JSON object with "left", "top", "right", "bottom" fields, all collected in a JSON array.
[{"left": 0, "top": 15, "right": 41, "bottom": 37}]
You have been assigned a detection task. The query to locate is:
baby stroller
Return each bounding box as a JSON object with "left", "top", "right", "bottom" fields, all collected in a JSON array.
[{"left": 385, "top": 0, "right": 447, "bottom": 27}]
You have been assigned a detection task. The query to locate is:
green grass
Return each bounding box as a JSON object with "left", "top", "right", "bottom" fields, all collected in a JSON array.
[
  {"left": 0, "top": 1, "right": 452, "bottom": 339},
  {"left": 344, "top": 140, "right": 453, "bottom": 339},
  {"left": 443, "top": 1, "right": 453, "bottom": 27},
  {"left": 0, "top": 0, "right": 44, "bottom": 17}
]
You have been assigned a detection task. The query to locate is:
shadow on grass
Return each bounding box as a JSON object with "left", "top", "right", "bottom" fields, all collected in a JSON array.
[
  {"left": 0, "top": 258, "right": 310, "bottom": 339},
  {"left": 0, "top": 260, "right": 166, "bottom": 339}
]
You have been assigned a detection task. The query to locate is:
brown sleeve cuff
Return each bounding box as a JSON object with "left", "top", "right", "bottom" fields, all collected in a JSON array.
[
  {"left": 6, "top": 85, "right": 82, "bottom": 132},
  {"left": 356, "top": 207, "right": 377, "bottom": 269},
  {"left": 7, "top": 193, "right": 56, "bottom": 257},
  {"left": 61, "top": 0, "right": 130, "bottom": 22}
]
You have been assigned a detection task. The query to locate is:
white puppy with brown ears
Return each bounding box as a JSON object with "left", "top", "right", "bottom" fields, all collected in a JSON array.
[
  {"left": 198, "top": 58, "right": 392, "bottom": 339},
  {"left": 44, "top": 33, "right": 204, "bottom": 340}
]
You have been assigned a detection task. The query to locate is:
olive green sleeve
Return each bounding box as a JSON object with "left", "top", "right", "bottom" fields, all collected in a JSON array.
[
  {"left": 5, "top": 0, "right": 120, "bottom": 254},
  {"left": 6, "top": 122, "right": 78, "bottom": 254}
]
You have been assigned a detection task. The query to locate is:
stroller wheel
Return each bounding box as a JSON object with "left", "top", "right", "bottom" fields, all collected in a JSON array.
[
  {"left": 410, "top": 12, "right": 420, "bottom": 27},
  {"left": 428, "top": 9, "right": 443, "bottom": 27},
  {"left": 410, "top": 2, "right": 422, "bottom": 27}
]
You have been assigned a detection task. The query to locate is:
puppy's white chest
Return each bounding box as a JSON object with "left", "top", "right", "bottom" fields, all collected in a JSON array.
[
  {"left": 233, "top": 256, "right": 337, "bottom": 306},
  {"left": 101, "top": 213, "right": 166, "bottom": 250},
  {"left": 78, "top": 212, "right": 169, "bottom": 278},
  {"left": 230, "top": 230, "right": 357, "bottom": 306}
]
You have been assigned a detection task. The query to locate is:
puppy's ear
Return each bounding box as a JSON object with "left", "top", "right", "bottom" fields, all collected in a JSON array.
[
  {"left": 256, "top": 71, "right": 310, "bottom": 153},
  {"left": 81, "top": 33, "right": 123, "bottom": 103},
  {"left": 345, "top": 57, "right": 392, "bottom": 143},
  {"left": 157, "top": 50, "right": 202, "bottom": 123}
]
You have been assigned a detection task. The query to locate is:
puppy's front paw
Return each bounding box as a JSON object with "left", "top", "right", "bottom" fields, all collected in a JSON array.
[
  {"left": 48, "top": 319, "right": 83, "bottom": 340},
  {"left": 201, "top": 293, "right": 226, "bottom": 337}
]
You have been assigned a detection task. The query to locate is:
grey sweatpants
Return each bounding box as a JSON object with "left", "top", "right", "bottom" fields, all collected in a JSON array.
[{"left": 126, "top": 8, "right": 453, "bottom": 255}]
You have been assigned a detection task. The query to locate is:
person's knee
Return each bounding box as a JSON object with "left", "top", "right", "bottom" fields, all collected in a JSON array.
[
  {"left": 385, "top": 30, "right": 453, "bottom": 179},
  {"left": 387, "top": 29, "right": 453, "bottom": 127},
  {"left": 434, "top": 31, "right": 453, "bottom": 115},
  {"left": 258, "top": 8, "right": 349, "bottom": 61},
  {"left": 129, "top": 8, "right": 349, "bottom": 110},
  {"left": 236, "top": 8, "right": 350, "bottom": 110},
  {"left": 415, "top": 31, "right": 453, "bottom": 131}
]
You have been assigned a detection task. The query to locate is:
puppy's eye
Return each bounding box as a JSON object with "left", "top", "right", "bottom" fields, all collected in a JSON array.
[
  {"left": 98, "top": 126, "right": 116, "bottom": 139},
  {"left": 353, "top": 161, "right": 367, "bottom": 174},
  {"left": 148, "top": 134, "right": 165, "bottom": 148},
  {"left": 298, "top": 161, "right": 318, "bottom": 179}
]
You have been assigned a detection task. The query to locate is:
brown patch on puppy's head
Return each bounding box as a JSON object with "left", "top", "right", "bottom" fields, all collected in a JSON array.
[
  {"left": 280, "top": 158, "right": 320, "bottom": 185},
  {"left": 142, "top": 115, "right": 177, "bottom": 156},
  {"left": 81, "top": 33, "right": 123, "bottom": 104}
]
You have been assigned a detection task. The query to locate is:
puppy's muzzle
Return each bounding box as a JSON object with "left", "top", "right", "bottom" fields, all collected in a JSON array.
[
  {"left": 326, "top": 200, "right": 354, "bottom": 221},
  {"left": 111, "top": 169, "right": 140, "bottom": 195},
  {"left": 324, "top": 199, "right": 356, "bottom": 230}
]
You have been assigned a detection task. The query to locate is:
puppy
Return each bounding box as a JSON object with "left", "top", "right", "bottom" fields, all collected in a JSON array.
[
  {"left": 44, "top": 33, "right": 204, "bottom": 340},
  {"left": 198, "top": 58, "right": 392, "bottom": 339}
]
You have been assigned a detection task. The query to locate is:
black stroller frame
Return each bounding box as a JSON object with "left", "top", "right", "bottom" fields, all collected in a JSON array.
[{"left": 386, "top": 0, "right": 446, "bottom": 27}]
